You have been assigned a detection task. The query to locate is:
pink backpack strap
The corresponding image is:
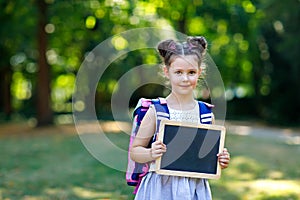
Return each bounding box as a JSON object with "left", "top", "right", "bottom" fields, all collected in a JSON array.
[
  {"left": 140, "top": 98, "right": 152, "bottom": 107},
  {"left": 158, "top": 97, "right": 167, "bottom": 104}
]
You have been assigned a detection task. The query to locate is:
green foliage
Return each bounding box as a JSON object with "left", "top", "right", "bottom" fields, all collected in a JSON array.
[
  {"left": 257, "top": 0, "right": 300, "bottom": 124},
  {"left": 0, "top": 0, "right": 299, "bottom": 124}
]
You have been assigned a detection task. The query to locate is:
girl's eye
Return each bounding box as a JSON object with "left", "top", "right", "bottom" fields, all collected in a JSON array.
[
  {"left": 175, "top": 71, "right": 182, "bottom": 74},
  {"left": 189, "top": 71, "right": 197, "bottom": 75}
]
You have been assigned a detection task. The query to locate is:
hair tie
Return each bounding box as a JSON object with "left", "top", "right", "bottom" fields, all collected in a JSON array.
[
  {"left": 189, "top": 43, "right": 197, "bottom": 49},
  {"left": 168, "top": 42, "right": 176, "bottom": 51}
]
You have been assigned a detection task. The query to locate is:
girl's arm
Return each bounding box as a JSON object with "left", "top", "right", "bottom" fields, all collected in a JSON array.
[{"left": 130, "top": 106, "right": 167, "bottom": 163}]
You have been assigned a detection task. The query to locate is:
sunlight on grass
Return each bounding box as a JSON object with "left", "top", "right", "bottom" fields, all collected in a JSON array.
[
  {"left": 21, "top": 196, "right": 43, "bottom": 200},
  {"left": 253, "top": 180, "right": 300, "bottom": 193},
  {"left": 211, "top": 132, "right": 300, "bottom": 200},
  {"left": 71, "top": 186, "right": 128, "bottom": 200},
  {"left": 267, "top": 170, "right": 284, "bottom": 179},
  {"left": 76, "top": 121, "right": 131, "bottom": 134},
  {"left": 72, "top": 186, "right": 112, "bottom": 198},
  {"left": 227, "top": 180, "right": 300, "bottom": 199},
  {"left": 224, "top": 156, "right": 265, "bottom": 180},
  {"left": 44, "top": 187, "right": 70, "bottom": 198}
]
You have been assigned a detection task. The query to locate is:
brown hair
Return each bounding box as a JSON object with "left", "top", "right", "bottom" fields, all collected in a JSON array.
[{"left": 157, "top": 36, "right": 208, "bottom": 67}]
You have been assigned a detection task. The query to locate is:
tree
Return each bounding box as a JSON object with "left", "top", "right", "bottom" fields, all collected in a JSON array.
[
  {"left": 1, "top": 0, "right": 299, "bottom": 125},
  {"left": 0, "top": 0, "right": 35, "bottom": 119},
  {"left": 259, "top": 0, "right": 300, "bottom": 124},
  {"left": 36, "top": 0, "right": 53, "bottom": 125}
]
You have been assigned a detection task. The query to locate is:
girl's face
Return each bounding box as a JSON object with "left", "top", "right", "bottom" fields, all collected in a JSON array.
[{"left": 164, "top": 55, "right": 201, "bottom": 96}]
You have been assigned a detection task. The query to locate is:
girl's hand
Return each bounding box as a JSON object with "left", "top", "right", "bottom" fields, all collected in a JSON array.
[
  {"left": 217, "top": 148, "right": 230, "bottom": 169},
  {"left": 150, "top": 140, "right": 167, "bottom": 160}
]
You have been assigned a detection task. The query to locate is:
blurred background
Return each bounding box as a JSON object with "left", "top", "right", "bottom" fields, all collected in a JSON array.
[
  {"left": 1, "top": 0, "right": 300, "bottom": 199},
  {"left": 1, "top": 0, "right": 299, "bottom": 126}
]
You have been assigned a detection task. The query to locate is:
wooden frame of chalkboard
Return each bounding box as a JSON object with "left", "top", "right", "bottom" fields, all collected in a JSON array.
[{"left": 155, "top": 120, "right": 226, "bottom": 179}]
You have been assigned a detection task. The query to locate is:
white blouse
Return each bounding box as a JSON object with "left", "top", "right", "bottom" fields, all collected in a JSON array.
[{"left": 168, "top": 103, "right": 200, "bottom": 124}]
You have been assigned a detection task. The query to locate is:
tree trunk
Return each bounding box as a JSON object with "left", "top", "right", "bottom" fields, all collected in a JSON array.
[
  {"left": 36, "top": 0, "right": 53, "bottom": 126},
  {"left": 4, "top": 68, "right": 12, "bottom": 118},
  {"left": 177, "top": 5, "right": 188, "bottom": 33},
  {"left": 0, "top": 67, "right": 12, "bottom": 119}
]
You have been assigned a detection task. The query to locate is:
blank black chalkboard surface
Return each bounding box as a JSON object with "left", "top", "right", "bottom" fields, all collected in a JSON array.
[{"left": 155, "top": 120, "right": 226, "bottom": 179}]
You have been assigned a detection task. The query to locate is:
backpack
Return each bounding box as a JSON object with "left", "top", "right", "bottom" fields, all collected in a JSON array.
[{"left": 126, "top": 97, "right": 213, "bottom": 193}]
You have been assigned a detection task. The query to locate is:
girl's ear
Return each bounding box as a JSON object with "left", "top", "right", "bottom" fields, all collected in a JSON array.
[{"left": 163, "top": 66, "right": 169, "bottom": 78}]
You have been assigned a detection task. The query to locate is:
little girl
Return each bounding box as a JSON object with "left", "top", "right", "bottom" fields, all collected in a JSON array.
[{"left": 130, "top": 36, "right": 230, "bottom": 200}]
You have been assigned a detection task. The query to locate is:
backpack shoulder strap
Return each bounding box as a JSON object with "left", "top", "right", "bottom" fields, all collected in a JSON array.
[
  {"left": 151, "top": 98, "right": 169, "bottom": 141},
  {"left": 198, "top": 101, "right": 214, "bottom": 124},
  {"left": 152, "top": 98, "right": 169, "bottom": 120},
  {"left": 133, "top": 98, "right": 152, "bottom": 126}
]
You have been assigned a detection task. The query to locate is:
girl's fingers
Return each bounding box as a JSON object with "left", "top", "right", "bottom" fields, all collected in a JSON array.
[
  {"left": 219, "top": 158, "right": 230, "bottom": 164},
  {"left": 153, "top": 146, "right": 167, "bottom": 153},
  {"left": 152, "top": 141, "right": 167, "bottom": 151},
  {"left": 150, "top": 141, "right": 167, "bottom": 159},
  {"left": 218, "top": 148, "right": 230, "bottom": 169},
  {"left": 217, "top": 148, "right": 230, "bottom": 158}
]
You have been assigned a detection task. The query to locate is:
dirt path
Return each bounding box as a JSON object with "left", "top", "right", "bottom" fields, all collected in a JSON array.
[
  {"left": 0, "top": 121, "right": 299, "bottom": 145},
  {"left": 225, "top": 120, "right": 300, "bottom": 145}
]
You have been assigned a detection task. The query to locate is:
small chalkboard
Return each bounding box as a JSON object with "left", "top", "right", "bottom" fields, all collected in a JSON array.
[{"left": 155, "top": 120, "right": 226, "bottom": 179}]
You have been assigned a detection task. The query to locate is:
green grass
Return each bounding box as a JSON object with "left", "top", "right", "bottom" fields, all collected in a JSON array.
[
  {"left": 0, "top": 125, "right": 300, "bottom": 200},
  {"left": 210, "top": 134, "right": 300, "bottom": 200}
]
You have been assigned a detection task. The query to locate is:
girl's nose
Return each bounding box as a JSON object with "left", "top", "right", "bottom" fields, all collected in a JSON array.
[{"left": 182, "top": 74, "right": 188, "bottom": 81}]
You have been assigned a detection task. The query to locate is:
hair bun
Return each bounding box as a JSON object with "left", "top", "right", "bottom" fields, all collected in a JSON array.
[
  {"left": 157, "top": 39, "right": 176, "bottom": 58},
  {"left": 187, "top": 36, "right": 207, "bottom": 52}
]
